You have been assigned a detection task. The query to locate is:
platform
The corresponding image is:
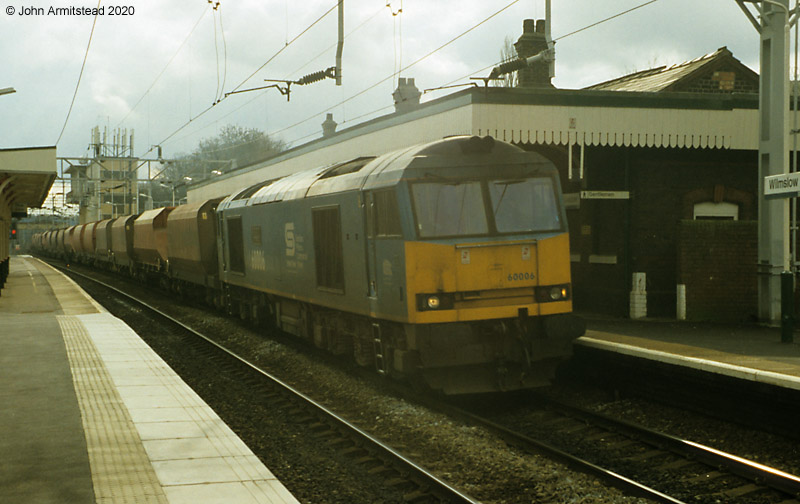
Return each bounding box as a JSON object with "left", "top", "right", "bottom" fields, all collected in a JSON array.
[
  {"left": 578, "top": 315, "right": 800, "bottom": 391},
  {"left": 0, "top": 256, "right": 299, "bottom": 504}
]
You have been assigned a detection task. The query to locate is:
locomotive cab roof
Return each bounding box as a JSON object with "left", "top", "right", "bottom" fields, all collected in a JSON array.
[{"left": 217, "top": 136, "right": 553, "bottom": 211}]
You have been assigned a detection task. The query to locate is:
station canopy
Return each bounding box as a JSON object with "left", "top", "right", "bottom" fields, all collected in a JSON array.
[{"left": 0, "top": 147, "right": 57, "bottom": 217}]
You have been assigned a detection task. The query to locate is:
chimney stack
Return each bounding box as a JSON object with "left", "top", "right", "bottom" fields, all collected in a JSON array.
[
  {"left": 514, "top": 19, "right": 553, "bottom": 88},
  {"left": 322, "top": 113, "right": 338, "bottom": 138},
  {"left": 393, "top": 78, "right": 422, "bottom": 113}
]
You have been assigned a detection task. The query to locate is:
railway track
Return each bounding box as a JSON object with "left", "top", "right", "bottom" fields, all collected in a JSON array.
[
  {"left": 59, "top": 264, "right": 480, "bottom": 504},
  {"left": 442, "top": 395, "right": 800, "bottom": 503},
  {"left": 55, "top": 260, "right": 800, "bottom": 503}
]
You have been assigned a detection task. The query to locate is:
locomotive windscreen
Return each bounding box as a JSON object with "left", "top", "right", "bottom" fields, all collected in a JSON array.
[
  {"left": 489, "top": 177, "right": 560, "bottom": 233},
  {"left": 411, "top": 174, "right": 562, "bottom": 238}
]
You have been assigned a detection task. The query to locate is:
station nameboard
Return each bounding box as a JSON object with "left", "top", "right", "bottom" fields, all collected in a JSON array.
[
  {"left": 764, "top": 172, "right": 800, "bottom": 199},
  {"left": 580, "top": 190, "right": 630, "bottom": 200}
]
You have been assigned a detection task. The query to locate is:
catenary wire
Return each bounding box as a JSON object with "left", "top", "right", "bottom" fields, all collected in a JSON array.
[
  {"left": 56, "top": 0, "right": 102, "bottom": 146},
  {"left": 163, "top": 0, "right": 659, "bottom": 162},
  {"left": 116, "top": 6, "right": 209, "bottom": 128},
  {"left": 168, "top": 0, "right": 519, "bottom": 155},
  {"left": 143, "top": 2, "right": 338, "bottom": 163},
  {"left": 270, "top": 0, "right": 523, "bottom": 138},
  {"left": 170, "top": 4, "right": 387, "bottom": 156},
  {"left": 228, "top": 2, "right": 338, "bottom": 94},
  {"left": 437, "top": 0, "right": 661, "bottom": 91}
]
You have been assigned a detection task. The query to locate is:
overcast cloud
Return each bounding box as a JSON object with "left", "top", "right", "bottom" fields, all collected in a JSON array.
[{"left": 0, "top": 0, "right": 763, "bottom": 162}]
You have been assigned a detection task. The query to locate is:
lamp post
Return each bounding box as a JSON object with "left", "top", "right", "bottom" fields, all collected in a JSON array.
[
  {"left": 137, "top": 193, "right": 153, "bottom": 212},
  {"left": 160, "top": 176, "right": 192, "bottom": 206}
]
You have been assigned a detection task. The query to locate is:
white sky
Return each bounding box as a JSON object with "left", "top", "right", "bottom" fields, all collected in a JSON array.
[{"left": 0, "top": 0, "right": 764, "bottom": 164}]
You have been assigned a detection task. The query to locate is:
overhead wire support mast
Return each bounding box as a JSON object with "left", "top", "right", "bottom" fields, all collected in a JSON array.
[
  {"left": 224, "top": 67, "right": 337, "bottom": 102},
  {"left": 736, "top": 0, "right": 800, "bottom": 327}
]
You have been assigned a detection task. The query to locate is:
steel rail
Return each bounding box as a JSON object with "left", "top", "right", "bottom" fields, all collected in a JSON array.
[
  {"left": 59, "top": 265, "right": 481, "bottom": 504},
  {"left": 547, "top": 399, "right": 800, "bottom": 499},
  {"left": 425, "top": 401, "right": 687, "bottom": 504}
]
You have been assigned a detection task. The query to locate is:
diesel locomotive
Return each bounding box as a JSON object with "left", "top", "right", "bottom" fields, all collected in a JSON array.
[{"left": 34, "top": 135, "right": 584, "bottom": 394}]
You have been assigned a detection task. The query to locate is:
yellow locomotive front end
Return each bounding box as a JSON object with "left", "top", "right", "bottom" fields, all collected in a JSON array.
[
  {"left": 385, "top": 138, "right": 585, "bottom": 394},
  {"left": 400, "top": 233, "right": 582, "bottom": 394},
  {"left": 406, "top": 233, "right": 572, "bottom": 324}
]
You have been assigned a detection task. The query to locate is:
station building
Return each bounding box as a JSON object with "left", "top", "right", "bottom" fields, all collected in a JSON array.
[
  {"left": 0, "top": 146, "right": 57, "bottom": 289},
  {"left": 188, "top": 43, "right": 763, "bottom": 322}
]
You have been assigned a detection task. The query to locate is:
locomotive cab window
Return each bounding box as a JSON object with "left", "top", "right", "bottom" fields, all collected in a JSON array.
[
  {"left": 369, "top": 189, "right": 403, "bottom": 238},
  {"left": 312, "top": 206, "right": 345, "bottom": 292},
  {"left": 412, "top": 181, "right": 488, "bottom": 238},
  {"left": 411, "top": 172, "right": 563, "bottom": 238},
  {"left": 489, "top": 177, "right": 561, "bottom": 233},
  {"left": 227, "top": 217, "right": 245, "bottom": 274}
]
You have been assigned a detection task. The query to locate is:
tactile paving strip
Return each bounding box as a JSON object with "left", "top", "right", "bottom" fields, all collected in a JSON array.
[{"left": 58, "top": 315, "right": 169, "bottom": 504}]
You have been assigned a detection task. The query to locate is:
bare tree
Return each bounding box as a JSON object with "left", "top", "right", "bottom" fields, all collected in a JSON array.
[
  {"left": 497, "top": 36, "right": 519, "bottom": 88},
  {"left": 153, "top": 125, "right": 286, "bottom": 205}
]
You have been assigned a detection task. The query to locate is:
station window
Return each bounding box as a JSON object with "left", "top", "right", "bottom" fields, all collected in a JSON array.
[
  {"left": 693, "top": 201, "right": 739, "bottom": 221},
  {"left": 227, "top": 217, "right": 245, "bottom": 273},
  {"left": 312, "top": 207, "right": 345, "bottom": 292}
]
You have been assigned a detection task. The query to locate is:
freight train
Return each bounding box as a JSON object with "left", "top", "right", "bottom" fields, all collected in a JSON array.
[{"left": 32, "top": 136, "right": 585, "bottom": 394}]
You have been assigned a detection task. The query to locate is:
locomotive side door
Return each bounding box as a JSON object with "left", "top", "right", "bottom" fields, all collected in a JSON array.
[
  {"left": 364, "top": 189, "right": 405, "bottom": 317},
  {"left": 364, "top": 191, "right": 380, "bottom": 313}
]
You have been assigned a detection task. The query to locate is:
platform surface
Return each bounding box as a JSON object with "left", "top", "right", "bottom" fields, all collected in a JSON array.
[
  {"left": 0, "top": 256, "right": 299, "bottom": 504},
  {"left": 579, "top": 315, "right": 800, "bottom": 390}
]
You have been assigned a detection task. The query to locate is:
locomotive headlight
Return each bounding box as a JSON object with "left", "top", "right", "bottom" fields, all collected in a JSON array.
[
  {"left": 535, "top": 284, "right": 570, "bottom": 303},
  {"left": 416, "top": 293, "right": 454, "bottom": 311}
]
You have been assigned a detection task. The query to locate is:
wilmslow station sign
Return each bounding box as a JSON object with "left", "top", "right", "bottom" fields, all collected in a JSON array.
[{"left": 764, "top": 172, "right": 800, "bottom": 198}]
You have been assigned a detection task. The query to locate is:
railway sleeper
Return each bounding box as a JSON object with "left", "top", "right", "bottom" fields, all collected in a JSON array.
[
  {"left": 622, "top": 448, "right": 667, "bottom": 462},
  {"left": 685, "top": 470, "right": 726, "bottom": 484},
  {"left": 583, "top": 430, "right": 624, "bottom": 442},
  {"left": 604, "top": 439, "right": 638, "bottom": 450},
  {"left": 339, "top": 446, "right": 369, "bottom": 457},
  {"left": 385, "top": 477, "right": 418, "bottom": 491},
  {"left": 325, "top": 437, "right": 351, "bottom": 449},
  {"left": 311, "top": 429, "right": 337, "bottom": 439},
  {"left": 403, "top": 488, "right": 435, "bottom": 503},
  {"left": 354, "top": 455, "right": 381, "bottom": 466},
  {"left": 719, "top": 483, "right": 765, "bottom": 499},
  {"left": 653, "top": 457, "right": 697, "bottom": 471},
  {"left": 367, "top": 465, "right": 396, "bottom": 477}
]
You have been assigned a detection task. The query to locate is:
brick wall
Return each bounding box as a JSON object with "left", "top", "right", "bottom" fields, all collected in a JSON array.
[
  {"left": 563, "top": 146, "right": 758, "bottom": 318},
  {"left": 681, "top": 73, "right": 758, "bottom": 94},
  {"left": 629, "top": 149, "right": 756, "bottom": 317},
  {"left": 677, "top": 220, "right": 758, "bottom": 322}
]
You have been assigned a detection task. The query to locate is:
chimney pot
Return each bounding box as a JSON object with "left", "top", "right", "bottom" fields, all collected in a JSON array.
[
  {"left": 523, "top": 18, "right": 535, "bottom": 33},
  {"left": 393, "top": 77, "right": 422, "bottom": 113},
  {"left": 514, "top": 18, "right": 554, "bottom": 89}
]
